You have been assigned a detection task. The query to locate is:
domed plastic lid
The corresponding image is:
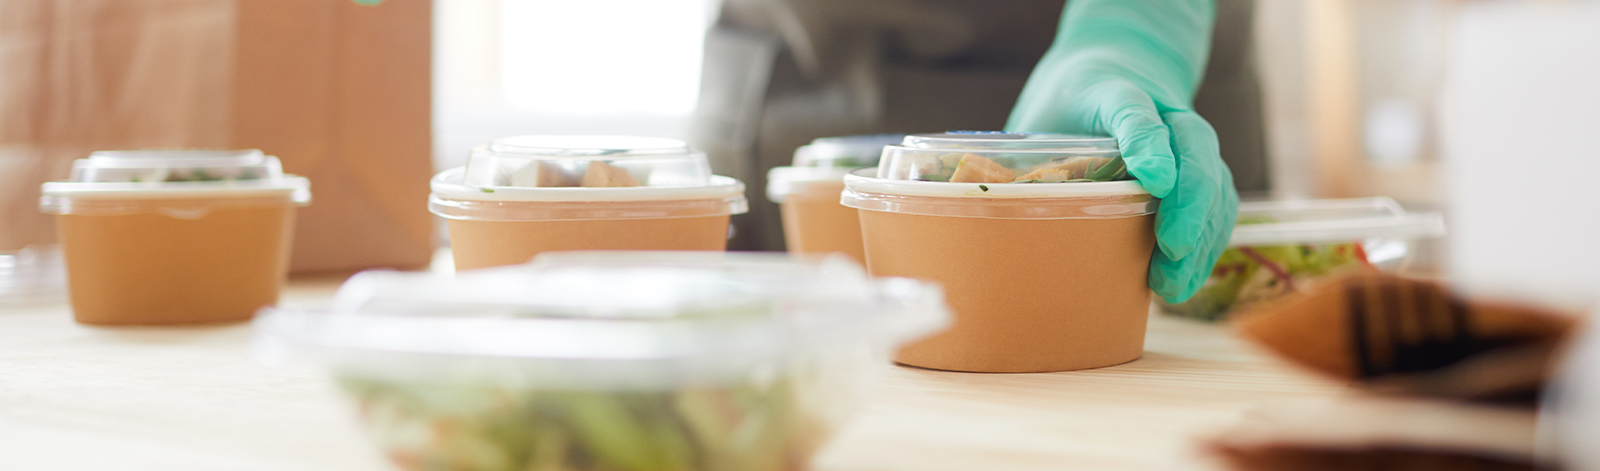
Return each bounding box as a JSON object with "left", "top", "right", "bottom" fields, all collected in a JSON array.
[
  {"left": 39, "top": 149, "right": 310, "bottom": 213},
  {"left": 462, "top": 135, "right": 712, "bottom": 188},
  {"left": 878, "top": 132, "right": 1128, "bottom": 183},
  {"left": 66, "top": 149, "right": 287, "bottom": 183},
  {"left": 792, "top": 134, "right": 905, "bottom": 168},
  {"left": 767, "top": 134, "right": 904, "bottom": 202},
  {"left": 252, "top": 251, "right": 951, "bottom": 386}
]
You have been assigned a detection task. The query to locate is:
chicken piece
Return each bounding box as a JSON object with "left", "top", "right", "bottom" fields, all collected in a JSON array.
[
  {"left": 580, "top": 161, "right": 642, "bottom": 187},
  {"left": 948, "top": 154, "right": 1015, "bottom": 183},
  {"left": 1015, "top": 156, "right": 1111, "bottom": 182},
  {"left": 509, "top": 161, "right": 580, "bottom": 187},
  {"left": 1014, "top": 168, "right": 1076, "bottom": 182}
]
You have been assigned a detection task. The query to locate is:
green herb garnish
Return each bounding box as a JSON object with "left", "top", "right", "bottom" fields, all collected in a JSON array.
[
  {"left": 978, "top": 185, "right": 990, "bottom": 192},
  {"left": 480, "top": 188, "right": 495, "bottom": 193}
]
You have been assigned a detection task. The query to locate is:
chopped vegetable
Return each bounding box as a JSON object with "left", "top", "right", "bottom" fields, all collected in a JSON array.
[
  {"left": 340, "top": 376, "right": 827, "bottom": 471},
  {"left": 949, "top": 154, "right": 1015, "bottom": 183},
  {"left": 1159, "top": 229, "right": 1373, "bottom": 322}
]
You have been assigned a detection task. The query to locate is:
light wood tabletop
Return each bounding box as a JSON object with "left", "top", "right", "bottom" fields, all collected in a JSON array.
[{"left": 0, "top": 273, "right": 1349, "bottom": 471}]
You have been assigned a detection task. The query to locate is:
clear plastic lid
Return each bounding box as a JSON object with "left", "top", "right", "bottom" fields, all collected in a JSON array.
[
  {"left": 1230, "top": 197, "right": 1447, "bottom": 246},
  {"left": 768, "top": 134, "right": 905, "bottom": 202},
  {"left": 461, "top": 135, "right": 712, "bottom": 188},
  {"left": 792, "top": 134, "right": 905, "bottom": 168},
  {"left": 252, "top": 251, "right": 950, "bottom": 387},
  {"left": 38, "top": 149, "right": 311, "bottom": 214},
  {"left": 66, "top": 149, "right": 282, "bottom": 183},
  {"left": 877, "top": 132, "right": 1127, "bottom": 184}
]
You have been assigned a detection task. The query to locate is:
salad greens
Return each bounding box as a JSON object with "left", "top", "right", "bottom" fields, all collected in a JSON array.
[
  {"left": 340, "top": 376, "right": 826, "bottom": 471},
  {"left": 1159, "top": 216, "right": 1373, "bottom": 322}
]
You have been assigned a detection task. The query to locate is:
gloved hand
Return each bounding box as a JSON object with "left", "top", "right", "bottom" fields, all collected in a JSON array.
[{"left": 1006, "top": 0, "right": 1238, "bottom": 303}]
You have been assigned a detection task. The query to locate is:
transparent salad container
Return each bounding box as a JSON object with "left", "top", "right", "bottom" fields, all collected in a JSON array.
[
  {"left": 253, "top": 251, "right": 950, "bottom": 471},
  {"left": 766, "top": 134, "right": 903, "bottom": 203},
  {"left": 877, "top": 132, "right": 1126, "bottom": 184},
  {"left": 0, "top": 244, "right": 67, "bottom": 306},
  {"left": 1159, "top": 197, "right": 1448, "bottom": 321}
]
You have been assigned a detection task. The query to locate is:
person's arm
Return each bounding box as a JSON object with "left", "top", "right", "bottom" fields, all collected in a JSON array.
[{"left": 1008, "top": 0, "right": 1239, "bottom": 303}]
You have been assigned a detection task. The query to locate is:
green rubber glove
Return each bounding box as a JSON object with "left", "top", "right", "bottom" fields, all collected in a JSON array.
[{"left": 1006, "top": 0, "right": 1239, "bottom": 303}]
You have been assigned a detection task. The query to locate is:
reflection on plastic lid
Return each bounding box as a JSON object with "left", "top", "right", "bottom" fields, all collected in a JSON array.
[
  {"left": 792, "top": 134, "right": 905, "bottom": 168},
  {"left": 488, "top": 135, "right": 691, "bottom": 157},
  {"left": 901, "top": 132, "right": 1119, "bottom": 151},
  {"left": 462, "top": 135, "right": 713, "bottom": 188}
]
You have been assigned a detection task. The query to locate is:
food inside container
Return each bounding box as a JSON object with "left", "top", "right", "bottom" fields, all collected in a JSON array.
[
  {"left": 1159, "top": 197, "right": 1447, "bottom": 322},
  {"left": 253, "top": 251, "right": 950, "bottom": 471},
  {"left": 877, "top": 132, "right": 1129, "bottom": 184},
  {"left": 460, "top": 135, "right": 712, "bottom": 189}
]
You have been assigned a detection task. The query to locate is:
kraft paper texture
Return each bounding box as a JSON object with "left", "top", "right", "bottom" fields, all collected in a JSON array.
[
  {"left": 57, "top": 203, "right": 295, "bottom": 325},
  {"left": 860, "top": 210, "right": 1156, "bottom": 373}
]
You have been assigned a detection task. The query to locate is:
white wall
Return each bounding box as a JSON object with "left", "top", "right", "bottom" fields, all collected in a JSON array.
[
  {"left": 433, "top": 0, "right": 718, "bottom": 171},
  {"left": 1442, "top": 1, "right": 1600, "bottom": 307}
]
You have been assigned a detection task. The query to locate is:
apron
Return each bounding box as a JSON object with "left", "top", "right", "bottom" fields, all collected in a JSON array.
[{"left": 693, "top": 0, "right": 1267, "bottom": 251}]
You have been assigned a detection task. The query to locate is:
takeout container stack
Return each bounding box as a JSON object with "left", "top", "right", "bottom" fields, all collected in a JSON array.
[
  {"left": 39, "top": 150, "right": 310, "bottom": 325},
  {"left": 254, "top": 251, "right": 950, "bottom": 471},
  {"left": 766, "top": 134, "right": 902, "bottom": 263},
  {"left": 843, "top": 132, "right": 1158, "bottom": 373},
  {"left": 430, "top": 136, "right": 748, "bottom": 270}
]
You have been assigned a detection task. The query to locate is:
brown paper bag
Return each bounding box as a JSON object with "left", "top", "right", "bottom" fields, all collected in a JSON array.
[{"left": 0, "top": 0, "right": 434, "bottom": 272}]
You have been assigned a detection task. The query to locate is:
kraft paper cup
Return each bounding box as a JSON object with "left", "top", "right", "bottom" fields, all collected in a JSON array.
[
  {"left": 843, "top": 132, "right": 1158, "bottom": 373},
  {"left": 768, "top": 169, "right": 866, "bottom": 263},
  {"left": 766, "top": 135, "right": 901, "bottom": 263},
  {"left": 430, "top": 136, "right": 748, "bottom": 270},
  {"left": 39, "top": 150, "right": 310, "bottom": 325}
]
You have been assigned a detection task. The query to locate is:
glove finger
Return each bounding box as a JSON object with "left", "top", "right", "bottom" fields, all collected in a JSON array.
[
  {"left": 1149, "top": 111, "right": 1239, "bottom": 302},
  {"left": 1090, "top": 81, "right": 1176, "bottom": 198},
  {"left": 1153, "top": 111, "right": 1221, "bottom": 261}
]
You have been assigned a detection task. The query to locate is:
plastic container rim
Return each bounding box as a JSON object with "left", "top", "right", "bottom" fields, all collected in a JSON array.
[
  {"left": 842, "top": 168, "right": 1150, "bottom": 199},
  {"left": 1229, "top": 197, "right": 1448, "bottom": 246},
  {"left": 41, "top": 177, "right": 309, "bottom": 197},
  {"left": 431, "top": 166, "right": 747, "bottom": 203}
]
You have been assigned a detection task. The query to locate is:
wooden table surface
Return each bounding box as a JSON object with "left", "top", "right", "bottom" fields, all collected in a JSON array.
[{"left": 0, "top": 272, "right": 1349, "bottom": 471}]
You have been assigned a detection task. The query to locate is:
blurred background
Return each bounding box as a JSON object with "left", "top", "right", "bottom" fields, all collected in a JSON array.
[{"left": 2, "top": 0, "right": 1598, "bottom": 305}]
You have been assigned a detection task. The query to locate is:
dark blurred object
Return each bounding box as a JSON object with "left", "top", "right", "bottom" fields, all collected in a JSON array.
[
  {"left": 1208, "top": 273, "right": 1577, "bottom": 471},
  {"left": 691, "top": 0, "right": 1268, "bottom": 251},
  {"left": 1210, "top": 397, "right": 1541, "bottom": 471},
  {"left": 1237, "top": 274, "right": 1574, "bottom": 403},
  {"left": 0, "top": 0, "right": 434, "bottom": 273}
]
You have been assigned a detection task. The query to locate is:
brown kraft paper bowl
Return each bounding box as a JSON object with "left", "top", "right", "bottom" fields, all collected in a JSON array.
[
  {"left": 56, "top": 197, "right": 300, "bottom": 325},
  {"left": 776, "top": 180, "right": 868, "bottom": 264},
  {"left": 430, "top": 168, "right": 747, "bottom": 271},
  {"left": 844, "top": 173, "right": 1157, "bottom": 373},
  {"left": 446, "top": 209, "right": 731, "bottom": 270}
]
